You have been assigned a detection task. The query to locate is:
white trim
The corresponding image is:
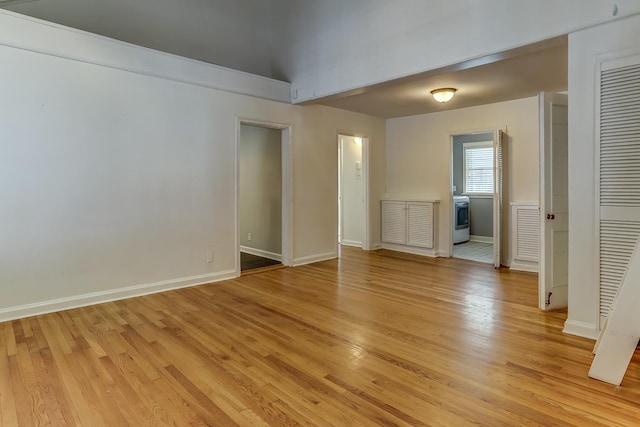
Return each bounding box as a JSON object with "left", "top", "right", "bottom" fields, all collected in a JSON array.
[
  {"left": 449, "top": 127, "right": 507, "bottom": 261},
  {"left": 381, "top": 243, "right": 437, "bottom": 258},
  {"left": 337, "top": 132, "right": 371, "bottom": 252},
  {"left": 282, "top": 127, "right": 294, "bottom": 267},
  {"left": 0, "top": 270, "right": 236, "bottom": 323},
  {"left": 510, "top": 260, "right": 539, "bottom": 273},
  {"left": 510, "top": 201, "right": 539, "bottom": 207},
  {"left": 462, "top": 140, "right": 494, "bottom": 195},
  {"left": 0, "top": 10, "right": 291, "bottom": 103},
  {"left": 563, "top": 320, "right": 599, "bottom": 340},
  {"left": 363, "top": 137, "right": 371, "bottom": 251},
  {"left": 470, "top": 235, "right": 493, "bottom": 243},
  {"left": 236, "top": 119, "right": 293, "bottom": 277},
  {"left": 340, "top": 240, "right": 363, "bottom": 248},
  {"left": 594, "top": 60, "right": 604, "bottom": 331},
  {"left": 240, "top": 246, "right": 282, "bottom": 262},
  {"left": 600, "top": 50, "right": 640, "bottom": 71},
  {"left": 465, "top": 194, "right": 494, "bottom": 199},
  {"left": 293, "top": 252, "right": 337, "bottom": 267}
]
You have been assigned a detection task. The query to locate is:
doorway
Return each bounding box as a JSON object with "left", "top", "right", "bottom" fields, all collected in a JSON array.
[
  {"left": 538, "top": 92, "right": 569, "bottom": 310},
  {"left": 237, "top": 121, "right": 292, "bottom": 274},
  {"left": 450, "top": 130, "right": 504, "bottom": 266},
  {"left": 338, "top": 134, "right": 369, "bottom": 251}
]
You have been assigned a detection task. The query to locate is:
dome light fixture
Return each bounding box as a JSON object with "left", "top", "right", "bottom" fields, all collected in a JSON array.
[{"left": 431, "top": 88, "right": 457, "bottom": 103}]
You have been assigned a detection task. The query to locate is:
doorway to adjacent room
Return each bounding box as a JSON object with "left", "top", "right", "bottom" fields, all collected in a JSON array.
[
  {"left": 237, "top": 121, "right": 292, "bottom": 273},
  {"left": 337, "top": 134, "right": 370, "bottom": 252}
]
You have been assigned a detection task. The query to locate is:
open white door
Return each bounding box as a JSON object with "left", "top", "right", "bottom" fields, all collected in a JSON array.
[
  {"left": 539, "top": 92, "right": 569, "bottom": 310},
  {"left": 493, "top": 130, "right": 504, "bottom": 268}
]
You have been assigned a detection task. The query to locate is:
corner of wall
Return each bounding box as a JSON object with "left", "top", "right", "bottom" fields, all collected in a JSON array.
[{"left": 563, "top": 319, "right": 599, "bottom": 340}]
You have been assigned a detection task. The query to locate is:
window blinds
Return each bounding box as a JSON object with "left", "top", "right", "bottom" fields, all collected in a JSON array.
[{"left": 464, "top": 144, "right": 494, "bottom": 194}]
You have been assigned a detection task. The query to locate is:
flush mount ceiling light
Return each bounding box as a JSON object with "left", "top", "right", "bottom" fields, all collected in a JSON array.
[{"left": 431, "top": 88, "right": 457, "bottom": 103}]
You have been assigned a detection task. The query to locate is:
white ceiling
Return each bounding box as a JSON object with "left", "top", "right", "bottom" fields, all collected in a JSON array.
[{"left": 307, "top": 36, "right": 568, "bottom": 118}]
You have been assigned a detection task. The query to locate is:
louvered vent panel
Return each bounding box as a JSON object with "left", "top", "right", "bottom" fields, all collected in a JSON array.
[
  {"left": 514, "top": 207, "right": 539, "bottom": 261},
  {"left": 599, "top": 60, "right": 640, "bottom": 322},
  {"left": 599, "top": 221, "right": 640, "bottom": 318},
  {"left": 600, "top": 63, "right": 640, "bottom": 206},
  {"left": 407, "top": 203, "right": 433, "bottom": 248},
  {"left": 381, "top": 201, "right": 405, "bottom": 244}
]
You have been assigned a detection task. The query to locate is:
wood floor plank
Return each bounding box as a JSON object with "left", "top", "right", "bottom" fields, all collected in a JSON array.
[
  {"left": 2, "top": 247, "right": 640, "bottom": 425},
  {"left": 0, "top": 346, "right": 19, "bottom": 427}
]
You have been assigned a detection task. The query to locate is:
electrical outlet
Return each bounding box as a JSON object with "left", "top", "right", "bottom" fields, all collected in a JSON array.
[
  {"left": 248, "top": 232, "right": 252, "bottom": 241},
  {"left": 206, "top": 251, "right": 213, "bottom": 263}
]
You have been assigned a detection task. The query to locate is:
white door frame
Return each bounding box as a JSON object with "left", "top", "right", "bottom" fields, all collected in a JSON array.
[
  {"left": 236, "top": 118, "right": 293, "bottom": 276},
  {"left": 449, "top": 127, "right": 506, "bottom": 264},
  {"left": 337, "top": 133, "right": 370, "bottom": 251}
]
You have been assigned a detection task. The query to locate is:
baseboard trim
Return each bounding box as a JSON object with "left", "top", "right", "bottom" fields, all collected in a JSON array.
[
  {"left": 510, "top": 260, "right": 539, "bottom": 273},
  {"left": 381, "top": 243, "right": 437, "bottom": 258},
  {"left": 0, "top": 270, "right": 237, "bottom": 323},
  {"left": 292, "top": 252, "right": 337, "bottom": 266},
  {"left": 240, "top": 246, "right": 282, "bottom": 262},
  {"left": 563, "top": 320, "right": 599, "bottom": 340},
  {"left": 437, "top": 249, "right": 450, "bottom": 257},
  {"left": 340, "top": 240, "right": 363, "bottom": 248},
  {"left": 470, "top": 235, "right": 493, "bottom": 243}
]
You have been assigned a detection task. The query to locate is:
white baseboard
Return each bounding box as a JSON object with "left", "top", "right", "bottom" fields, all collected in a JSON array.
[
  {"left": 0, "top": 270, "right": 236, "bottom": 323},
  {"left": 470, "top": 235, "right": 493, "bottom": 243},
  {"left": 370, "top": 243, "right": 382, "bottom": 250},
  {"left": 381, "top": 243, "right": 437, "bottom": 258},
  {"left": 510, "top": 260, "right": 539, "bottom": 273},
  {"left": 340, "top": 240, "right": 363, "bottom": 248},
  {"left": 437, "top": 249, "right": 449, "bottom": 257},
  {"left": 240, "top": 246, "right": 282, "bottom": 262},
  {"left": 293, "top": 252, "right": 337, "bottom": 267},
  {"left": 563, "top": 320, "right": 599, "bottom": 340}
]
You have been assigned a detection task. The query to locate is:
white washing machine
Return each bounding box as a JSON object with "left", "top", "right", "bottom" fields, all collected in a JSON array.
[{"left": 453, "top": 196, "right": 470, "bottom": 244}]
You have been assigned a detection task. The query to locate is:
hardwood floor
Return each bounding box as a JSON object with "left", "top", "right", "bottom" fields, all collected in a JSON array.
[{"left": 2, "top": 247, "right": 640, "bottom": 426}]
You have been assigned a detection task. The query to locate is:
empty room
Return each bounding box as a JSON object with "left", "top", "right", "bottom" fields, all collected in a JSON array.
[{"left": 2, "top": 1, "right": 640, "bottom": 425}]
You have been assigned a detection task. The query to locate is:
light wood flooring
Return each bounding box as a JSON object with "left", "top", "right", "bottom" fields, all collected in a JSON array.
[{"left": 1, "top": 247, "right": 640, "bottom": 426}]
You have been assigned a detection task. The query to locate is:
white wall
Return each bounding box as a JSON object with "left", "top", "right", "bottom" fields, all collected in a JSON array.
[
  {"left": 273, "top": 0, "right": 640, "bottom": 103},
  {"left": 386, "top": 97, "right": 539, "bottom": 261},
  {"left": 340, "top": 136, "right": 364, "bottom": 247},
  {"left": 240, "top": 125, "right": 282, "bottom": 256},
  {"left": 565, "top": 13, "right": 640, "bottom": 339},
  {"left": 0, "top": 11, "right": 386, "bottom": 320}
]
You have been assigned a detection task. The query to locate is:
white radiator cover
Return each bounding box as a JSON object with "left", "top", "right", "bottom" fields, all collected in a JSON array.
[
  {"left": 510, "top": 203, "right": 539, "bottom": 272},
  {"left": 381, "top": 200, "right": 439, "bottom": 257}
]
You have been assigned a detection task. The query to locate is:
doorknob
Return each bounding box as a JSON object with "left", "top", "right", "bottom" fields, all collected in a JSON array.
[{"left": 546, "top": 214, "right": 555, "bottom": 220}]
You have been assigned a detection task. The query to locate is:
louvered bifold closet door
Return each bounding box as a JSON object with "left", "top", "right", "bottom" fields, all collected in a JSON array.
[{"left": 599, "top": 56, "right": 640, "bottom": 325}]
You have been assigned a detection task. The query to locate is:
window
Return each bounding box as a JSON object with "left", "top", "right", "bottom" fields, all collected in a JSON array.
[{"left": 463, "top": 141, "right": 493, "bottom": 194}]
